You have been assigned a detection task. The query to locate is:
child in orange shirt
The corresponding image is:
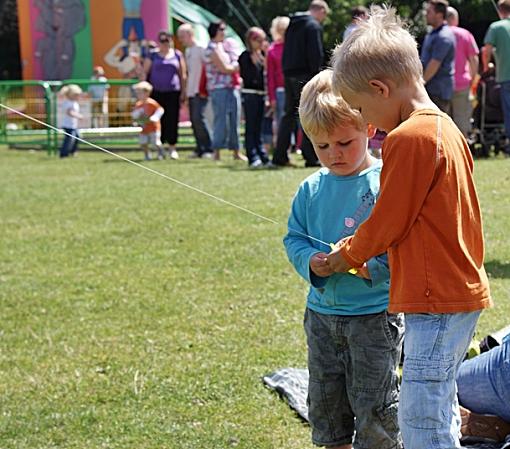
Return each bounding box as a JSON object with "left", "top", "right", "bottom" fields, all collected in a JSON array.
[
  {"left": 327, "top": 6, "right": 492, "bottom": 449},
  {"left": 132, "top": 81, "right": 165, "bottom": 161}
]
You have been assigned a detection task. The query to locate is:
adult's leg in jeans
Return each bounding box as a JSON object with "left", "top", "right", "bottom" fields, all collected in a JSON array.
[
  {"left": 227, "top": 88, "right": 240, "bottom": 151},
  {"left": 457, "top": 339, "right": 510, "bottom": 421},
  {"left": 399, "top": 311, "right": 480, "bottom": 449},
  {"left": 499, "top": 81, "right": 510, "bottom": 151},
  {"left": 211, "top": 88, "right": 228, "bottom": 150},
  {"left": 273, "top": 76, "right": 301, "bottom": 165},
  {"left": 189, "top": 95, "right": 212, "bottom": 154}
]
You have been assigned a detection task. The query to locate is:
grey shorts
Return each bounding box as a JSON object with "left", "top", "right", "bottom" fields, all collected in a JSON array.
[
  {"left": 139, "top": 131, "right": 161, "bottom": 146},
  {"left": 304, "top": 308, "right": 404, "bottom": 448}
]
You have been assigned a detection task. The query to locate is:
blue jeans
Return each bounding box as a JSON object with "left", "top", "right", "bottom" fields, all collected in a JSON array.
[
  {"left": 59, "top": 128, "right": 79, "bottom": 157},
  {"left": 399, "top": 311, "right": 481, "bottom": 449},
  {"left": 304, "top": 308, "right": 404, "bottom": 448},
  {"left": 210, "top": 87, "right": 240, "bottom": 151},
  {"left": 457, "top": 336, "right": 510, "bottom": 422},
  {"left": 275, "top": 87, "right": 285, "bottom": 127},
  {"left": 188, "top": 95, "right": 212, "bottom": 155},
  {"left": 500, "top": 81, "right": 510, "bottom": 141},
  {"left": 242, "top": 93, "right": 269, "bottom": 164}
]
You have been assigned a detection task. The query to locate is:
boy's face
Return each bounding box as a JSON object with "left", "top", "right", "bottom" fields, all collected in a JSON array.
[
  {"left": 341, "top": 87, "right": 397, "bottom": 133},
  {"left": 135, "top": 89, "right": 150, "bottom": 101},
  {"left": 310, "top": 123, "right": 375, "bottom": 177}
]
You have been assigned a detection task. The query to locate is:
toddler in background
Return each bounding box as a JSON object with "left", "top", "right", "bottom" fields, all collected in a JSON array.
[
  {"left": 132, "top": 81, "right": 165, "bottom": 161},
  {"left": 59, "top": 84, "right": 83, "bottom": 158}
]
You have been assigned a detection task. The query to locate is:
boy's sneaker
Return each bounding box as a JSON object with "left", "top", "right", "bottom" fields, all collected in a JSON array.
[
  {"left": 460, "top": 406, "right": 510, "bottom": 443},
  {"left": 201, "top": 152, "right": 214, "bottom": 160},
  {"left": 169, "top": 149, "right": 179, "bottom": 160},
  {"left": 249, "top": 159, "right": 263, "bottom": 169}
]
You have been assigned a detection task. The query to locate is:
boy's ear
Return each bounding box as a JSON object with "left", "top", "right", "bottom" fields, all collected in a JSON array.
[
  {"left": 368, "top": 79, "right": 390, "bottom": 98},
  {"left": 366, "top": 123, "right": 377, "bottom": 138}
]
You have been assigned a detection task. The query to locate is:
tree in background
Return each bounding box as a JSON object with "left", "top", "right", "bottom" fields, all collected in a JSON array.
[
  {"left": 0, "top": 0, "right": 21, "bottom": 79},
  {"left": 193, "top": 0, "right": 498, "bottom": 62}
]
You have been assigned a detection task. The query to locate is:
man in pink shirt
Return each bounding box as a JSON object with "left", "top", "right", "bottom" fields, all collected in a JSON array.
[{"left": 447, "top": 6, "right": 480, "bottom": 137}]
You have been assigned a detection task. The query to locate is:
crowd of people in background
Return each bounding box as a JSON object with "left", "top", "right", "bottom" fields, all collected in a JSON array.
[{"left": 59, "top": 0, "right": 510, "bottom": 163}]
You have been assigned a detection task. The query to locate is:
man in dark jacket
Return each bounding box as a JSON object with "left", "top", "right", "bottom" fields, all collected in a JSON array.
[{"left": 272, "top": 0, "right": 329, "bottom": 167}]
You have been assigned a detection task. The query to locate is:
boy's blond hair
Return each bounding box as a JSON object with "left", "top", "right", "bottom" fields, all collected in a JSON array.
[
  {"left": 60, "top": 84, "right": 82, "bottom": 97},
  {"left": 133, "top": 81, "right": 153, "bottom": 93},
  {"left": 299, "top": 69, "right": 364, "bottom": 138},
  {"left": 331, "top": 5, "right": 422, "bottom": 95}
]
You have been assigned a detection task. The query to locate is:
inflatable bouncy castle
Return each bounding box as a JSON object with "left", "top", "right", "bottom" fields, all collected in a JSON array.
[{"left": 16, "top": 0, "right": 243, "bottom": 81}]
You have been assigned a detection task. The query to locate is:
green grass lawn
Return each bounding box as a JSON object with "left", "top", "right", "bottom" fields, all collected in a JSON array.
[{"left": 1, "top": 147, "right": 509, "bottom": 449}]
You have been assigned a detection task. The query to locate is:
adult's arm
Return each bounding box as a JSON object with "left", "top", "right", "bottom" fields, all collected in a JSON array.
[
  {"left": 423, "top": 59, "right": 442, "bottom": 83},
  {"left": 210, "top": 47, "right": 238, "bottom": 74},
  {"left": 266, "top": 51, "right": 277, "bottom": 103},
  {"left": 468, "top": 54, "right": 479, "bottom": 81},
  {"left": 481, "top": 44, "right": 493, "bottom": 73}
]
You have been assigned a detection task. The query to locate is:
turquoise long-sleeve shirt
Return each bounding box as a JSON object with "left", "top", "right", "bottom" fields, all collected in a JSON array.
[{"left": 283, "top": 162, "right": 390, "bottom": 315}]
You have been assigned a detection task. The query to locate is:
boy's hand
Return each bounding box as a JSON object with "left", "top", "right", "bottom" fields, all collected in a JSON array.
[
  {"left": 326, "top": 246, "right": 351, "bottom": 273},
  {"left": 310, "top": 252, "right": 334, "bottom": 277},
  {"left": 355, "top": 263, "right": 370, "bottom": 279}
]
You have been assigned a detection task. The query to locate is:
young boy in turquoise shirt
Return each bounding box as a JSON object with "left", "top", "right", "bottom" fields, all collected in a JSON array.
[{"left": 283, "top": 69, "right": 404, "bottom": 449}]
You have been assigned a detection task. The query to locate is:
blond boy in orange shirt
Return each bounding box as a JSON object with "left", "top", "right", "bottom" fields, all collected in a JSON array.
[
  {"left": 327, "top": 6, "right": 492, "bottom": 449},
  {"left": 132, "top": 81, "right": 165, "bottom": 160}
]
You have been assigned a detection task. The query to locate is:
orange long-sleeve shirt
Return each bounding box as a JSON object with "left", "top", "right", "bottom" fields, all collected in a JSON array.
[{"left": 340, "top": 109, "right": 492, "bottom": 313}]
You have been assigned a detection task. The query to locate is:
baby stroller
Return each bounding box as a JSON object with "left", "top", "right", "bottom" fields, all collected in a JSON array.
[{"left": 469, "top": 66, "right": 506, "bottom": 158}]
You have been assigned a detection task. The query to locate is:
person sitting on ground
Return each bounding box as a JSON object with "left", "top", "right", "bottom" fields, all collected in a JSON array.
[{"left": 457, "top": 334, "right": 510, "bottom": 443}]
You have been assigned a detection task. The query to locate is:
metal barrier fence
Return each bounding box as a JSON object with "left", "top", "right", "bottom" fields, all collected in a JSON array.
[{"left": 0, "top": 79, "right": 195, "bottom": 155}]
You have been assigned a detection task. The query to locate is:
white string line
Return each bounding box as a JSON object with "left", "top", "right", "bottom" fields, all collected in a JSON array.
[{"left": 0, "top": 103, "right": 331, "bottom": 249}]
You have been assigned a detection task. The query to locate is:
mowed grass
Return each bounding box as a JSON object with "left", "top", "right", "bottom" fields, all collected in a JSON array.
[{"left": 1, "top": 147, "right": 509, "bottom": 449}]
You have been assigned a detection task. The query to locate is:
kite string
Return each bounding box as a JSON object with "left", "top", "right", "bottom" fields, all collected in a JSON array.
[{"left": 0, "top": 102, "right": 331, "bottom": 249}]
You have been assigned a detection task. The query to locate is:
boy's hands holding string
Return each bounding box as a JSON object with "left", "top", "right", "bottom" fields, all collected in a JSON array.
[
  {"left": 326, "top": 239, "right": 369, "bottom": 279},
  {"left": 310, "top": 253, "right": 334, "bottom": 277}
]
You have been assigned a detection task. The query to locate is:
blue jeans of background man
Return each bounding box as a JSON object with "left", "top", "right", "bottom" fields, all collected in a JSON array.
[
  {"left": 210, "top": 87, "right": 240, "bottom": 151},
  {"left": 188, "top": 95, "right": 212, "bottom": 156},
  {"left": 399, "top": 311, "right": 481, "bottom": 449},
  {"left": 457, "top": 336, "right": 510, "bottom": 422},
  {"left": 275, "top": 87, "right": 286, "bottom": 127},
  {"left": 242, "top": 93, "right": 269, "bottom": 164},
  {"left": 59, "top": 128, "right": 79, "bottom": 157},
  {"left": 500, "top": 81, "right": 510, "bottom": 150}
]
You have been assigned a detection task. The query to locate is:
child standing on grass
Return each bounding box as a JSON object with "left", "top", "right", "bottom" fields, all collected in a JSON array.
[
  {"left": 328, "top": 6, "right": 492, "bottom": 449},
  {"left": 59, "top": 84, "right": 83, "bottom": 158},
  {"left": 284, "top": 69, "right": 404, "bottom": 449},
  {"left": 132, "top": 81, "right": 165, "bottom": 161}
]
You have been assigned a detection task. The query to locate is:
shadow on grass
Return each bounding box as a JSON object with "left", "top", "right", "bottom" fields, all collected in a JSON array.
[{"left": 485, "top": 260, "right": 510, "bottom": 279}]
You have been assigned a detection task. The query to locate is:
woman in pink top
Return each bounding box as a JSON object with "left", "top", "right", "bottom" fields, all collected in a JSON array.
[{"left": 266, "top": 16, "right": 290, "bottom": 129}]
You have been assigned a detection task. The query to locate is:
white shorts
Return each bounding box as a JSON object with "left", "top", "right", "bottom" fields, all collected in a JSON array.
[{"left": 139, "top": 131, "right": 161, "bottom": 146}]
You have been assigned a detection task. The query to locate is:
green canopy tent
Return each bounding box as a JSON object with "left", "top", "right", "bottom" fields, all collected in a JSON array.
[{"left": 169, "top": 0, "right": 245, "bottom": 51}]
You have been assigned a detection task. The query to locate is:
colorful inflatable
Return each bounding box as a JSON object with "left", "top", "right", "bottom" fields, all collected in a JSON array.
[{"left": 17, "top": 0, "right": 244, "bottom": 81}]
